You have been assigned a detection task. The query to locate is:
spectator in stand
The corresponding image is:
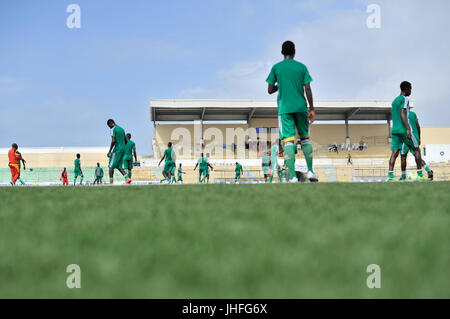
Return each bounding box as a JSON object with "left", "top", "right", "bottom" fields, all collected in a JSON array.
[
  {"left": 347, "top": 153, "right": 353, "bottom": 165},
  {"left": 359, "top": 140, "right": 364, "bottom": 151}
]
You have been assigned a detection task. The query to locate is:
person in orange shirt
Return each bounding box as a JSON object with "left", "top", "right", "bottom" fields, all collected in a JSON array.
[
  {"left": 8, "top": 143, "right": 26, "bottom": 186},
  {"left": 60, "top": 168, "right": 69, "bottom": 186}
]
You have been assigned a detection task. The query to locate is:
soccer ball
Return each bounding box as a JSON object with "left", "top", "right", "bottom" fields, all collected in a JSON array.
[{"left": 407, "top": 172, "right": 418, "bottom": 180}]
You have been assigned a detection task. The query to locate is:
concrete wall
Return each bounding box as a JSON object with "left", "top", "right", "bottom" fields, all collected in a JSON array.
[
  {"left": 154, "top": 122, "right": 392, "bottom": 158},
  {"left": 421, "top": 127, "right": 450, "bottom": 145}
]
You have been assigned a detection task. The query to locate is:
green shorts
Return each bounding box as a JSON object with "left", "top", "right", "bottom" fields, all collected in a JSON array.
[
  {"left": 391, "top": 133, "right": 418, "bottom": 151},
  {"left": 199, "top": 168, "right": 206, "bottom": 176},
  {"left": 109, "top": 151, "right": 125, "bottom": 170},
  {"left": 178, "top": 175, "right": 183, "bottom": 181},
  {"left": 123, "top": 157, "right": 134, "bottom": 170},
  {"left": 235, "top": 173, "right": 241, "bottom": 179},
  {"left": 95, "top": 176, "right": 103, "bottom": 181},
  {"left": 278, "top": 111, "right": 310, "bottom": 141},
  {"left": 400, "top": 143, "right": 419, "bottom": 156},
  {"left": 263, "top": 166, "right": 270, "bottom": 175},
  {"left": 163, "top": 161, "right": 175, "bottom": 175},
  {"left": 74, "top": 171, "right": 83, "bottom": 177}
]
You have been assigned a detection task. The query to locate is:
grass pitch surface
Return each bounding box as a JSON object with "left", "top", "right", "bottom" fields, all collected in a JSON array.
[{"left": 1, "top": 182, "right": 449, "bottom": 298}]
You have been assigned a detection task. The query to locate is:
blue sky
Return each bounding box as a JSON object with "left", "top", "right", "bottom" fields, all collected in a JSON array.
[{"left": 1, "top": 0, "right": 449, "bottom": 154}]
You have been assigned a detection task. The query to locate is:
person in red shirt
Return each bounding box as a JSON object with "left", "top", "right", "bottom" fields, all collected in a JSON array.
[
  {"left": 60, "top": 168, "right": 69, "bottom": 186},
  {"left": 8, "top": 143, "right": 26, "bottom": 186}
]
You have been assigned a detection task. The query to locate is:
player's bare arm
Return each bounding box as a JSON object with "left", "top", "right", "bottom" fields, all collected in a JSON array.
[
  {"left": 107, "top": 136, "right": 116, "bottom": 158},
  {"left": 400, "top": 109, "right": 411, "bottom": 139},
  {"left": 305, "top": 83, "right": 315, "bottom": 124},
  {"left": 193, "top": 163, "right": 199, "bottom": 171},
  {"left": 416, "top": 120, "right": 421, "bottom": 144},
  {"left": 158, "top": 154, "right": 165, "bottom": 166},
  {"left": 267, "top": 83, "right": 278, "bottom": 95},
  {"left": 208, "top": 163, "right": 214, "bottom": 171},
  {"left": 133, "top": 148, "right": 138, "bottom": 164}
]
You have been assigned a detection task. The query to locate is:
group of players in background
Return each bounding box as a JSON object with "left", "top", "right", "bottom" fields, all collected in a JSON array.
[
  {"left": 7, "top": 41, "right": 433, "bottom": 186},
  {"left": 8, "top": 119, "right": 139, "bottom": 186}
]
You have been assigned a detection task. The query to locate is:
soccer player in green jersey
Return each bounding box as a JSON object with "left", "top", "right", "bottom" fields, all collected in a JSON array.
[
  {"left": 235, "top": 162, "right": 243, "bottom": 183},
  {"left": 266, "top": 41, "right": 317, "bottom": 183},
  {"left": 158, "top": 142, "right": 176, "bottom": 183},
  {"left": 204, "top": 156, "right": 214, "bottom": 184},
  {"left": 16, "top": 150, "right": 26, "bottom": 185},
  {"left": 123, "top": 133, "right": 138, "bottom": 182},
  {"left": 399, "top": 110, "right": 433, "bottom": 181},
  {"left": 194, "top": 153, "right": 213, "bottom": 184},
  {"left": 107, "top": 119, "right": 130, "bottom": 185},
  {"left": 269, "top": 140, "right": 282, "bottom": 183},
  {"left": 74, "top": 153, "right": 83, "bottom": 185},
  {"left": 388, "top": 82, "right": 424, "bottom": 181},
  {"left": 94, "top": 162, "right": 104, "bottom": 185},
  {"left": 261, "top": 153, "right": 270, "bottom": 183},
  {"left": 177, "top": 163, "right": 186, "bottom": 183}
]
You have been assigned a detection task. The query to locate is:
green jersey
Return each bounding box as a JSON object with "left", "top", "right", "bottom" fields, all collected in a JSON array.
[
  {"left": 408, "top": 111, "right": 420, "bottom": 142},
  {"left": 266, "top": 59, "right": 313, "bottom": 114},
  {"left": 235, "top": 163, "right": 243, "bottom": 173},
  {"left": 111, "top": 125, "right": 127, "bottom": 153},
  {"left": 391, "top": 95, "right": 410, "bottom": 134},
  {"left": 17, "top": 151, "right": 22, "bottom": 168},
  {"left": 74, "top": 158, "right": 81, "bottom": 172},
  {"left": 164, "top": 148, "right": 175, "bottom": 163},
  {"left": 198, "top": 157, "right": 208, "bottom": 170},
  {"left": 124, "top": 140, "right": 136, "bottom": 160},
  {"left": 262, "top": 155, "right": 270, "bottom": 166},
  {"left": 177, "top": 167, "right": 182, "bottom": 177},
  {"left": 95, "top": 167, "right": 104, "bottom": 177}
]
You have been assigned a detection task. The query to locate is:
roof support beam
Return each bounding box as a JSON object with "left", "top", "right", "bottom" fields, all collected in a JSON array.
[
  {"left": 248, "top": 107, "right": 256, "bottom": 121},
  {"left": 346, "top": 108, "right": 360, "bottom": 120},
  {"left": 201, "top": 107, "right": 206, "bottom": 120}
]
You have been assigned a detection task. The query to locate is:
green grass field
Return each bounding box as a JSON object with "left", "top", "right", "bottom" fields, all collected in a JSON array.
[{"left": 1, "top": 182, "right": 449, "bottom": 298}]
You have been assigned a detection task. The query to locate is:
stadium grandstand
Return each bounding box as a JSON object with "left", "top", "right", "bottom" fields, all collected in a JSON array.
[
  {"left": 2, "top": 99, "right": 449, "bottom": 185},
  {"left": 148, "top": 99, "right": 450, "bottom": 183}
]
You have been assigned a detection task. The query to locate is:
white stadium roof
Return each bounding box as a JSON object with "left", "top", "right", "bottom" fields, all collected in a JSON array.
[{"left": 150, "top": 99, "right": 395, "bottom": 123}]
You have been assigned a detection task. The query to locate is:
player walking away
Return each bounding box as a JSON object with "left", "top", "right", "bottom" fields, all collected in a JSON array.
[
  {"left": 16, "top": 149, "right": 26, "bottom": 185},
  {"left": 8, "top": 143, "right": 26, "bottom": 186},
  {"left": 94, "top": 163, "right": 104, "bottom": 184},
  {"left": 261, "top": 152, "right": 270, "bottom": 183},
  {"left": 399, "top": 110, "right": 433, "bottom": 181},
  {"left": 158, "top": 142, "right": 176, "bottom": 183},
  {"left": 124, "top": 133, "right": 138, "bottom": 183},
  {"left": 235, "top": 162, "right": 243, "bottom": 183},
  {"left": 74, "top": 154, "right": 84, "bottom": 185},
  {"left": 177, "top": 163, "right": 186, "bottom": 183},
  {"left": 60, "top": 168, "right": 69, "bottom": 186},
  {"left": 347, "top": 153, "right": 353, "bottom": 166},
  {"left": 204, "top": 155, "right": 214, "bottom": 184},
  {"left": 193, "top": 153, "right": 213, "bottom": 184},
  {"left": 269, "top": 140, "right": 282, "bottom": 183},
  {"left": 388, "top": 82, "right": 424, "bottom": 181},
  {"left": 107, "top": 119, "right": 130, "bottom": 185},
  {"left": 266, "top": 40, "right": 318, "bottom": 183}
]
